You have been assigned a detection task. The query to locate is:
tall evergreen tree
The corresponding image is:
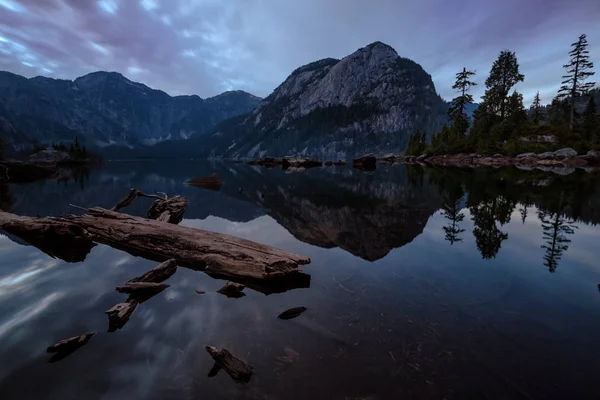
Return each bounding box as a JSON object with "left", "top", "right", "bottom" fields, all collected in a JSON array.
[
  {"left": 558, "top": 34, "right": 596, "bottom": 131},
  {"left": 483, "top": 50, "right": 525, "bottom": 120},
  {"left": 538, "top": 210, "right": 576, "bottom": 273},
  {"left": 448, "top": 67, "right": 477, "bottom": 134},
  {"left": 531, "top": 91, "right": 542, "bottom": 125}
]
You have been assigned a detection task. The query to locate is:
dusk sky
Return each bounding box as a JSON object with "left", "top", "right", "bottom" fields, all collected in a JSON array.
[{"left": 0, "top": 0, "right": 599, "bottom": 104}]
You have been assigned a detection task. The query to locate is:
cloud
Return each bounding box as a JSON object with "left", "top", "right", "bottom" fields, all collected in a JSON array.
[{"left": 0, "top": 0, "right": 598, "bottom": 104}]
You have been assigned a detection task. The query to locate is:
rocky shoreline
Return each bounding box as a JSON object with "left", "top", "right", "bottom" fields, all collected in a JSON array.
[{"left": 379, "top": 148, "right": 600, "bottom": 173}]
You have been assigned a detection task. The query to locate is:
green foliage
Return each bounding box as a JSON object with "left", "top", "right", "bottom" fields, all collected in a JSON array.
[
  {"left": 531, "top": 91, "right": 542, "bottom": 125},
  {"left": 583, "top": 96, "right": 599, "bottom": 142},
  {"left": 484, "top": 50, "right": 525, "bottom": 120},
  {"left": 448, "top": 67, "right": 477, "bottom": 135},
  {"left": 405, "top": 129, "right": 428, "bottom": 155}
]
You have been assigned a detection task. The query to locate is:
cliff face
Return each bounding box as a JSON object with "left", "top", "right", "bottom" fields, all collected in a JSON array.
[
  {"left": 203, "top": 42, "right": 448, "bottom": 159},
  {"left": 0, "top": 71, "right": 261, "bottom": 149}
]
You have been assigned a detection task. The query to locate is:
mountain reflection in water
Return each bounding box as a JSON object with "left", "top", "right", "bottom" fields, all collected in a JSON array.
[{"left": 1, "top": 161, "right": 600, "bottom": 399}]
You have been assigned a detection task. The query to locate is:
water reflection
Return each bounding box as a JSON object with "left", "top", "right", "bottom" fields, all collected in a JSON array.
[{"left": 2, "top": 161, "right": 600, "bottom": 399}]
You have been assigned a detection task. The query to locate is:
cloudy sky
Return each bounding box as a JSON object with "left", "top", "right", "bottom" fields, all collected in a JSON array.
[{"left": 0, "top": 0, "right": 599, "bottom": 104}]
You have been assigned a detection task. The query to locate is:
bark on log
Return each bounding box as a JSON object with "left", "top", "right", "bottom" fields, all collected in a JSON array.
[
  {"left": 115, "top": 282, "right": 170, "bottom": 295},
  {"left": 205, "top": 346, "right": 253, "bottom": 383},
  {"left": 128, "top": 259, "right": 178, "bottom": 283},
  {"left": 106, "top": 299, "right": 138, "bottom": 331},
  {"left": 186, "top": 173, "right": 223, "bottom": 191}
]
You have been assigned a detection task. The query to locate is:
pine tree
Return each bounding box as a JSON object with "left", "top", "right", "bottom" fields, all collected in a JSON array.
[
  {"left": 506, "top": 91, "right": 528, "bottom": 126},
  {"left": 583, "top": 95, "right": 598, "bottom": 141},
  {"left": 448, "top": 67, "right": 477, "bottom": 135},
  {"left": 558, "top": 34, "right": 596, "bottom": 131},
  {"left": 483, "top": 50, "right": 525, "bottom": 120},
  {"left": 538, "top": 210, "right": 576, "bottom": 273},
  {"left": 531, "top": 91, "right": 542, "bottom": 125}
]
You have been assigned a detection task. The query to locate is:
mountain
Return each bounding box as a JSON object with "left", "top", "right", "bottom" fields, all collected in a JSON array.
[
  {"left": 189, "top": 41, "right": 447, "bottom": 159},
  {"left": 0, "top": 71, "right": 261, "bottom": 150}
]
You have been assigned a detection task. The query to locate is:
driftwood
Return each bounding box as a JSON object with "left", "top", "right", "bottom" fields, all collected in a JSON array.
[
  {"left": 46, "top": 332, "right": 95, "bottom": 363},
  {"left": 115, "top": 282, "right": 169, "bottom": 295},
  {"left": 147, "top": 196, "right": 189, "bottom": 224},
  {"left": 0, "top": 207, "right": 311, "bottom": 294},
  {"left": 277, "top": 306, "right": 307, "bottom": 320},
  {"left": 217, "top": 282, "right": 246, "bottom": 298},
  {"left": 128, "top": 259, "right": 178, "bottom": 283},
  {"left": 186, "top": 173, "right": 223, "bottom": 191},
  {"left": 205, "top": 346, "right": 253, "bottom": 383},
  {"left": 111, "top": 188, "right": 189, "bottom": 225},
  {"left": 106, "top": 299, "right": 138, "bottom": 331}
]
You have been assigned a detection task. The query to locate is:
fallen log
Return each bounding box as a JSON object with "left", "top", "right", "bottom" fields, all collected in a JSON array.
[
  {"left": 106, "top": 299, "right": 138, "bottom": 331},
  {"left": 115, "top": 282, "right": 170, "bottom": 295},
  {"left": 0, "top": 208, "right": 311, "bottom": 294},
  {"left": 128, "top": 259, "right": 178, "bottom": 283},
  {"left": 186, "top": 172, "right": 223, "bottom": 191},
  {"left": 205, "top": 346, "right": 253, "bottom": 383},
  {"left": 69, "top": 208, "right": 310, "bottom": 285},
  {"left": 0, "top": 211, "right": 96, "bottom": 262},
  {"left": 217, "top": 281, "right": 246, "bottom": 298}
]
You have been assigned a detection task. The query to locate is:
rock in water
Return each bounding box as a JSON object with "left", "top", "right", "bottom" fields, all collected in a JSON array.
[
  {"left": 29, "top": 148, "right": 71, "bottom": 163},
  {"left": 217, "top": 282, "right": 246, "bottom": 298},
  {"left": 277, "top": 306, "right": 308, "bottom": 320},
  {"left": 553, "top": 148, "right": 577, "bottom": 158},
  {"left": 186, "top": 173, "right": 223, "bottom": 191},
  {"left": 353, "top": 154, "right": 377, "bottom": 171},
  {"left": 46, "top": 333, "right": 95, "bottom": 363},
  {"left": 200, "top": 42, "right": 447, "bottom": 160},
  {"left": 205, "top": 346, "right": 253, "bottom": 383}
]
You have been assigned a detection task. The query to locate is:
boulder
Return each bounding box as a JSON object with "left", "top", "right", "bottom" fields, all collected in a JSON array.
[
  {"left": 587, "top": 149, "right": 600, "bottom": 158},
  {"left": 516, "top": 152, "right": 535, "bottom": 158},
  {"left": 352, "top": 154, "right": 376, "bottom": 171},
  {"left": 332, "top": 160, "right": 346, "bottom": 166},
  {"left": 29, "top": 148, "right": 70, "bottom": 164},
  {"left": 538, "top": 151, "right": 555, "bottom": 159},
  {"left": 324, "top": 161, "right": 333, "bottom": 166},
  {"left": 553, "top": 148, "right": 577, "bottom": 158}
]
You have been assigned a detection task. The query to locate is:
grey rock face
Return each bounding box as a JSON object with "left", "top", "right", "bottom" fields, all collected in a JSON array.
[
  {"left": 0, "top": 71, "right": 261, "bottom": 149},
  {"left": 516, "top": 152, "right": 535, "bottom": 158},
  {"left": 587, "top": 149, "right": 600, "bottom": 158},
  {"left": 202, "top": 42, "right": 448, "bottom": 159},
  {"left": 538, "top": 152, "right": 555, "bottom": 159}
]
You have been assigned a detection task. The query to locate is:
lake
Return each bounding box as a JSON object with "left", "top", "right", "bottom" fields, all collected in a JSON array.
[{"left": 1, "top": 161, "right": 600, "bottom": 399}]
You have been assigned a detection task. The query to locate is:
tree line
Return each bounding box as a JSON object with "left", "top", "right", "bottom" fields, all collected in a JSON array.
[{"left": 406, "top": 34, "right": 598, "bottom": 156}]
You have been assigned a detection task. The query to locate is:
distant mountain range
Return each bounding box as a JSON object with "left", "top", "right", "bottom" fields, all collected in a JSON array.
[
  {"left": 0, "top": 71, "right": 261, "bottom": 151},
  {"left": 2, "top": 41, "right": 453, "bottom": 159}
]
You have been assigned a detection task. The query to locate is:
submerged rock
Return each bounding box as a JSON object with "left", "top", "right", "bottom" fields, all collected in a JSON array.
[{"left": 277, "top": 306, "right": 308, "bottom": 320}]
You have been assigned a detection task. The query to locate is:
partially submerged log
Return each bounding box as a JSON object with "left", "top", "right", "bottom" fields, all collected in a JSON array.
[
  {"left": 217, "top": 281, "right": 246, "bottom": 298},
  {"left": 0, "top": 207, "right": 311, "bottom": 294},
  {"left": 106, "top": 299, "right": 138, "bottom": 331},
  {"left": 205, "top": 346, "right": 253, "bottom": 383},
  {"left": 128, "top": 259, "right": 178, "bottom": 283},
  {"left": 46, "top": 332, "right": 95, "bottom": 363},
  {"left": 0, "top": 211, "right": 96, "bottom": 262},
  {"left": 186, "top": 173, "right": 223, "bottom": 191},
  {"left": 352, "top": 154, "right": 376, "bottom": 171},
  {"left": 115, "top": 282, "right": 169, "bottom": 295},
  {"left": 277, "top": 306, "right": 307, "bottom": 320}
]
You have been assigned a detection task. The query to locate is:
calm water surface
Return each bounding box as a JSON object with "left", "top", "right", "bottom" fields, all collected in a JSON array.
[{"left": 1, "top": 161, "right": 600, "bottom": 399}]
